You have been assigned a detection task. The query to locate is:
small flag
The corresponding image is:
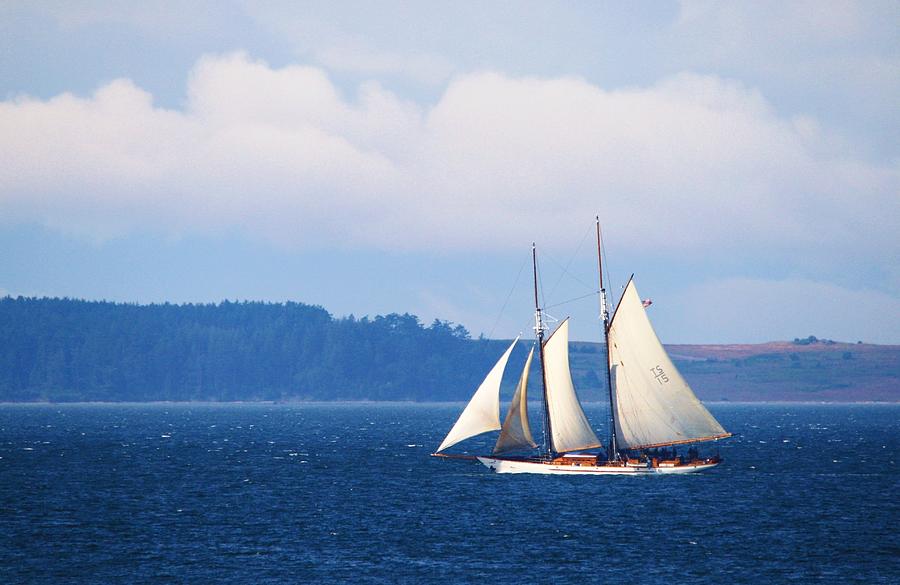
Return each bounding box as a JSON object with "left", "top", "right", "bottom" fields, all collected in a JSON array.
[{"left": 642, "top": 298, "right": 653, "bottom": 308}]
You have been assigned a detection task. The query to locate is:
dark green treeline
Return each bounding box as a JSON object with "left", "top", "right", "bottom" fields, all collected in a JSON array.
[{"left": 0, "top": 297, "right": 508, "bottom": 402}]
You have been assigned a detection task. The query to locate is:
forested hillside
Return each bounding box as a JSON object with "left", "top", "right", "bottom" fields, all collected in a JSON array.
[
  {"left": 0, "top": 297, "right": 504, "bottom": 402},
  {"left": 1, "top": 297, "right": 897, "bottom": 402}
]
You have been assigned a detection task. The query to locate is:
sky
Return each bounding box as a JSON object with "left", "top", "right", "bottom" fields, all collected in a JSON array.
[{"left": 1, "top": 1, "right": 898, "bottom": 344}]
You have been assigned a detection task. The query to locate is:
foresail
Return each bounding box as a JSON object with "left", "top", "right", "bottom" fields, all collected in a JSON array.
[
  {"left": 543, "top": 319, "right": 602, "bottom": 453},
  {"left": 608, "top": 280, "right": 730, "bottom": 450},
  {"left": 436, "top": 337, "right": 519, "bottom": 452},
  {"left": 493, "top": 346, "right": 538, "bottom": 455}
]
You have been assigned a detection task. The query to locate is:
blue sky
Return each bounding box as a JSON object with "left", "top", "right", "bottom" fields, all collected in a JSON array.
[{"left": 1, "top": 1, "right": 898, "bottom": 344}]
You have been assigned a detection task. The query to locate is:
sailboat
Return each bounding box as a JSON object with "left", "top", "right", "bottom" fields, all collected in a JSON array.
[{"left": 432, "top": 218, "right": 731, "bottom": 474}]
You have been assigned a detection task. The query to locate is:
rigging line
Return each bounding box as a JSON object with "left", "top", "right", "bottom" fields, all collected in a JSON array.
[
  {"left": 605, "top": 264, "right": 614, "bottom": 312},
  {"left": 545, "top": 222, "right": 595, "bottom": 303},
  {"left": 517, "top": 316, "right": 536, "bottom": 339},
  {"left": 543, "top": 291, "right": 600, "bottom": 310},
  {"left": 597, "top": 223, "right": 616, "bottom": 315},
  {"left": 486, "top": 253, "right": 529, "bottom": 341},
  {"left": 543, "top": 251, "right": 596, "bottom": 299},
  {"left": 536, "top": 251, "right": 547, "bottom": 312}
]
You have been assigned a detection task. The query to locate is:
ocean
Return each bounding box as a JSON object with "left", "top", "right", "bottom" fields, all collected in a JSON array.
[{"left": 0, "top": 403, "right": 897, "bottom": 584}]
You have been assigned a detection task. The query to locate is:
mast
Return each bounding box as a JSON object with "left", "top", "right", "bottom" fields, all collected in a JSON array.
[
  {"left": 596, "top": 217, "right": 619, "bottom": 461},
  {"left": 532, "top": 243, "right": 554, "bottom": 459}
]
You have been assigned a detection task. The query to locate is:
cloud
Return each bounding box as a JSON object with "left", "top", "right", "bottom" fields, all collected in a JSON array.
[
  {"left": 238, "top": 2, "right": 458, "bottom": 88},
  {"left": 671, "top": 1, "right": 900, "bottom": 140},
  {"left": 675, "top": 0, "right": 875, "bottom": 45},
  {"left": 23, "top": 0, "right": 226, "bottom": 34},
  {"left": 665, "top": 277, "right": 900, "bottom": 344},
  {"left": 315, "top": 44, "right": 456, "bottom": 87},
  {"left": 0, "top": 52, "right": 897, "bottom": 262}
]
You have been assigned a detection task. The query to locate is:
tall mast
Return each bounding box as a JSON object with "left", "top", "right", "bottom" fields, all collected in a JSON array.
[
  {"left": 532, "top": 243, "right": 554, "bottom": 459},
  {"left": 596, "top": 217, "right": 619, "bottom": 461}
]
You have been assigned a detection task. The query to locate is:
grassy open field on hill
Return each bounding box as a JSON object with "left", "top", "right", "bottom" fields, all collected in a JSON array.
[{"left": 568, "top": 339, "right": 899, "bottom": 402}]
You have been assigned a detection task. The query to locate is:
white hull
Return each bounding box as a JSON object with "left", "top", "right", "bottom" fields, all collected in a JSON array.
[{"left": 476, "top": 456, "right": 719, "bottom": 475}]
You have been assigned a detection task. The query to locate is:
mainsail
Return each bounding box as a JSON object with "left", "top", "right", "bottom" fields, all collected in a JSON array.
[
  {"left": 543, "top": 319, "right": 602, "bottom": 453},
  {"left": 608, "top": 279, "right": 730, "bottom": 449},
  {"left": 436, "top": 337, "right": 519, "bottom": 453},
  {"left": 493, "top": 346, "right": 538, "bottom": 455}
]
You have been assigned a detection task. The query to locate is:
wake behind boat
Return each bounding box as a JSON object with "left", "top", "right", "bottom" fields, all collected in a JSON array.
[{"left": 432, "top": 218, "right": 730, "bottom": 475}]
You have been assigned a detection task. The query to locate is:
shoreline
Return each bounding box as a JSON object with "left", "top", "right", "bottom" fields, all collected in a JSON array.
[{"left": 1, "top": 400, "right": 897, "bottom": 406}]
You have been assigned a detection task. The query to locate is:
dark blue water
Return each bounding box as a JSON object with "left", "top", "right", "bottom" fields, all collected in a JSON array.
[{"left": 0, "top": 403, "right": 897, "bottom": 584}]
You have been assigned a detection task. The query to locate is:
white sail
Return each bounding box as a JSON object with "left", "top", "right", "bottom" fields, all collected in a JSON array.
[
  {"left": 543, "top": 319, "right": 602, "bottom": 453},
  {"left": 493, "top": 346, "right": 538, "bottom": 455},
  {"left": 436, "top": 337, "right": 519, "bottom": 452},
  {"left": 608, "top": 280, "right": 730, "bottom": 450}
]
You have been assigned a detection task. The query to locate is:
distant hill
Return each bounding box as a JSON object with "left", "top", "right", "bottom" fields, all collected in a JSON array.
[
  {"left": 568, "top": 339, "right": 899, "bottom": 402},
  {"left": 1, "top": 297, "right": 897, "bottom": 402}
]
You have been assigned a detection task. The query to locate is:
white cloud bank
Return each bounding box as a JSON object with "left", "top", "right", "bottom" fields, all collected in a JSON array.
[{"left": 0, "top": 52, "right": 897, "bottom": 260}]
